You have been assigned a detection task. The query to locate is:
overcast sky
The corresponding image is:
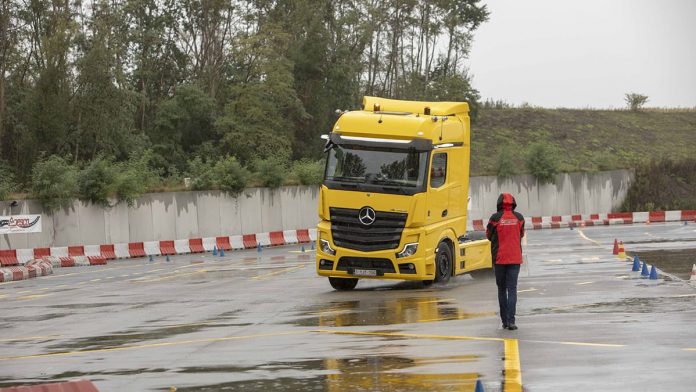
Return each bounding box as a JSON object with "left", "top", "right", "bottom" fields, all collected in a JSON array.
[{"left": 468, "top": 0, "right": 696, "bottom": 108}]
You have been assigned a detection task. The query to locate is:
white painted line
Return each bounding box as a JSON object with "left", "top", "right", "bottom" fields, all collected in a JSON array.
[
  {"left": 517, "top": 288, "right": 537, "bottom": 293},
  {"left": 575, "top": 281, "right": 594, "bottom": 285}
]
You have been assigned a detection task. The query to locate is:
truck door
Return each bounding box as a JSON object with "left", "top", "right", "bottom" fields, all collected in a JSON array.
[{"left": 428, "top": 152, "right": 449, "bottom": 223}]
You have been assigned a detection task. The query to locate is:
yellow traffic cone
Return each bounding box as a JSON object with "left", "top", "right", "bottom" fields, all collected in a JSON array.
[{"left": 617, "top": 241, "right": 626, "bottom": 260}]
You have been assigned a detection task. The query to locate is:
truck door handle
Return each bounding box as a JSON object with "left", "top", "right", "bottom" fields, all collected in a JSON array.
[{"left": 441, "top": 209, "right": 448, "bottom": 217}]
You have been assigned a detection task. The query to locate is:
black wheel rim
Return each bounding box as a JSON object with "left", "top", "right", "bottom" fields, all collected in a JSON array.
[{"left": 438, "top": 251, "right": 450, "bottom": 278}]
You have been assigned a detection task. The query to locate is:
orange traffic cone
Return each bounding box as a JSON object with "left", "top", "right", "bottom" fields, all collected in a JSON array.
[
  {"left": 612, "top": 239, "right": 619, "bottom": 255},
  {"left": 690, "top": 264, "right": 696, "bottom": 282},
  {"left": 617, "top": 241, "right": 626, "bottom": 260}
]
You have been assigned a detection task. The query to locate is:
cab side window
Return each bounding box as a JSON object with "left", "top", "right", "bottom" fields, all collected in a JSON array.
[{"left": 430, "top": 153, "right": 447, "bottom": 188}]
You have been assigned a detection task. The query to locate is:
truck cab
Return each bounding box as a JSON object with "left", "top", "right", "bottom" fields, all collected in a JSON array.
[{"left": 316, "top": 96, "right": 492, "bottom": 290}]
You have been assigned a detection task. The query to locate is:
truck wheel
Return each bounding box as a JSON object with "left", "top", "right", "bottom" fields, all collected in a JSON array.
[
  {"left": 329, "top": 277, "right": 359, "bottom": 291},
  {"left": 470, "top": 267, "right": 494, "bottom": 279},
  {"left": 434, "top": 242, "right": 453, "bottom": 284}
]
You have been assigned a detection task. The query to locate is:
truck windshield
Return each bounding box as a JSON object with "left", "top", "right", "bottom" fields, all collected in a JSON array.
[{"left": 325, "top": 144, "right": 428, "bottom": 193}]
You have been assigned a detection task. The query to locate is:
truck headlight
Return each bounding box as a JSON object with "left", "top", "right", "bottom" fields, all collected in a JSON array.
[
  {"left": 320, "top": 239, "right": 335, "bottom": 256},
  {"left": 396, "top": 243, "right": 418, "bottom": 258}
]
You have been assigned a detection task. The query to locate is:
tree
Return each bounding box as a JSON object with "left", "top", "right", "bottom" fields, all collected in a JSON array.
[{"left": 625, "top": 93, "right": 649, "bottom": 111}]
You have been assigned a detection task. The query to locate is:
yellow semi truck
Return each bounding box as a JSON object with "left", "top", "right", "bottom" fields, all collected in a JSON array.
[{"left": 316, "top": 96, "right": 492, "bottom": 290}]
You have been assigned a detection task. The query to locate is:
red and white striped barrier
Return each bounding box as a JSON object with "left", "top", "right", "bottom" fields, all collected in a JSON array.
[
  {"left": 0, "top": 259, "right": 53, "bottom": 282},
  {"left": 2, "top": 228, "right": 317, "bottom": 270},
  {"left": 469, "top": 210, "right": 696, "bottom": 231}
]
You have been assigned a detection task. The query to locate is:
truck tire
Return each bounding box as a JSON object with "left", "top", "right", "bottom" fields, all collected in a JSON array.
[
  {"left": 434, "top": 242, "right": 453, "bottom": 284},
  {"left": 329, "top": 277, "right": 359, "bottom": 291},
  {"left": 470, "top": 267, "right": 494, "bottom": 279}
]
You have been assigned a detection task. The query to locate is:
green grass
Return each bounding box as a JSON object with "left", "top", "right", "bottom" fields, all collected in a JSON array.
[{"left": 470, "top": 108, "right": 696, "bottom": 176}]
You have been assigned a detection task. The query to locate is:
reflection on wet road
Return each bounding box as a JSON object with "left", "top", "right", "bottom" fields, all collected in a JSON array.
[{"left": 295, "top": 297, "right": 495, "bottom": 327}]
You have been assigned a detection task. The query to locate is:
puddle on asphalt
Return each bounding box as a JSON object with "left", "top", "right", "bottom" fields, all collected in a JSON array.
[
  {"left": 292, "top": 297, "right": 495, "bottom": 327},
  {"left": 629, "top": 248, "right": 696, "bottom": 280},
  {"left": 2, "top": 313, "right": 68, "bottom": 323},
  {"left": 171, "top": 356, "right": 485, "bottom": 392},
  {"left": 529, "top": 296, "right": 695, "bottom": 315},
  {"left": 0, "top": 369, "right": 169, "bottom": 388},
  {"left": 52, "top": 302, "right": 122, "bottom": 309},
  {"left": 49, "top": 311, "right": 247, "bottom": 351}
]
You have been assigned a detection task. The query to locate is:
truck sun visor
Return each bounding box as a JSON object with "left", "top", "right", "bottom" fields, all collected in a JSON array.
[{"left": 329, "top": 132, "right": 433, "bottom": 151}]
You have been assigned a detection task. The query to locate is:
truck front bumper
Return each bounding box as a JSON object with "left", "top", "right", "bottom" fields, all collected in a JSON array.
[{"left": 315, "top": 222, "right": 435, "bottom": 281}]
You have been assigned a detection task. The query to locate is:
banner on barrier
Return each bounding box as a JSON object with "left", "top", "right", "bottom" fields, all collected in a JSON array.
[{"left": 0, "top": 215, "right": 42, "bottom": 234}]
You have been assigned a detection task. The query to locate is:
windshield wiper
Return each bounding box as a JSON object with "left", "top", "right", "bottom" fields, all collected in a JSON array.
[
  {"left": 328, "top": 176, "right": 364, "bottom": 183},
  {"left": 370, "top": 179, "right": 415, "bottom": 194}
]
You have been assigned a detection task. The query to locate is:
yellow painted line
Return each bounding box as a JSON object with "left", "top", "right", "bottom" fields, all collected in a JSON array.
[
  {"left": 517, "top": 288, "right": 537, "bottom": 293},
  {"left": 89, "top": 279, "right": 102, "bottom": 282},
  {"left": 133, "top": 269, "right": 207, "bottom": 283},
  {"left": 252, "top": 264, "right": 307, "bottom": 280},
  {"left": 684, "top": 348, "right": 696, "bottom": 351},
  {"left": 558, "top": 341, "right": 625, "bottom": 348},
  {"left": 0, "top": 335, "right": 60, "bottom": 343},
  {"left": 577, "top": 229, "right": 602, "bottom": 246},
  {"left": 525, "top": 339, "right": 625, "bottom": 348},
  {"left": 417, "top": 312, "right": 497, "bottom": 323},
  {"left": 311, "top": 329, "right": 505, "bottom": 342},
  {"left": 17, "top": 294, "right": 48, "bottom": 301},
  {"left": 0, "top": 294, "right": 7, "bottom": 299},
  {"left": 312, "top": 329, "right": 522, "bottom": 392},
  {"left": 504, "top": 339, "right": 522, "bottom": 392},
  {"left": 0, "top": 331, "right": 305, "bottom": 362},
  {"left": 575, "top": 281, "right": 594, "bottom": 285},
  {"left": 17, "top": 290, "right": 31, "bottom": 294},
  {"left": 414, "top": 298, "right": 456, "bottom": 304}
]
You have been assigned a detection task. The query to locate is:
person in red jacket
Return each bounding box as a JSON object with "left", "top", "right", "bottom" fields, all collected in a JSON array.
[{"left": 486, "top": 193, "right": 525, "bottom": 330}]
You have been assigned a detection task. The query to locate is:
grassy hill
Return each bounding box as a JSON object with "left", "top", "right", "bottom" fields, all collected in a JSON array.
[{"left": 470, "top": 108, "right": 696, "bottom": 176}]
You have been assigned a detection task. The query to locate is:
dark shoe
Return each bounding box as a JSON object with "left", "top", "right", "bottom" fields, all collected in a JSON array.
[
  {"left": 507, "top": 323, "right": 518, "bottom": 330},
  {"left": 502, "top": 323, "right": 509, "bottom": 329}
]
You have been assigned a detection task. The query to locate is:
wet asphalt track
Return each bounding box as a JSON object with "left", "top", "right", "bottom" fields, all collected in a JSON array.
[{"left": 1, "top": 222, "right": 695, "bottom": 391}]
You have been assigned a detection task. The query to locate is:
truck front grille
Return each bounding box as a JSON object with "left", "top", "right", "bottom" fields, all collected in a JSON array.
[
  {"left": 330, "top": 207, "right": 407, "bottom": 252},
  {"left": 337, "top": 257, "right": 396, "bottom": 274}
]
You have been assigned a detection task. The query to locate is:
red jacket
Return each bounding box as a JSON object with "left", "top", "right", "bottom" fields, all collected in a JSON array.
[{"left": 486, "top": 193, "right": 525, "bottom": 265}]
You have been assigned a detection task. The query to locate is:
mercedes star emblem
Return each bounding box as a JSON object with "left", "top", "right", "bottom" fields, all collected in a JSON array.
[{"left": 358, "top": 206, "right": 376, "bottom": 226}]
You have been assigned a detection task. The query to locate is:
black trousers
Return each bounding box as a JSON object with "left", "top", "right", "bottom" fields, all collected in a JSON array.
[{"left": 494, "top": 263, "right": 521, "bottom": 325}]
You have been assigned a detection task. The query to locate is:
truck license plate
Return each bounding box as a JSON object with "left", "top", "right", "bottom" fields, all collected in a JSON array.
[{"left": 353, "top": 269, "right": 377, "bottom": 277}]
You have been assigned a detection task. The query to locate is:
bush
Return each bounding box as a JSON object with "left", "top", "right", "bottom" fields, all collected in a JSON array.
[
  {"left": 496, "top": 145, "right": 517, "bottom": 178},
  {"left": 625, "top": 93, "right": 649, "bottom": 111},
  {"left": 254, "top": 158, "right": 284, "bottom": 188},
  {"left": 114, "top": 151, "right": 160, "bottom": 206},
  {"left": 524, "top": 142, "right": 559, "bottom": 184},
  {"left": 77, "top": 156, "right": 117, "bottom": 206},
  {"left": 186, "top": 156, "right": 216, "bottom": 191},
  {"left": 31, "top": 155, "right": 79, "bottom": 211},
  {"left": 0, "top": 160, "right": 17, "bottom": 200},
  {"left": 214, "top": 156, "right": 250, "bottom": 196},
  {"left": 293, "top": 159, "right": 324, "bottom": 185}
]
